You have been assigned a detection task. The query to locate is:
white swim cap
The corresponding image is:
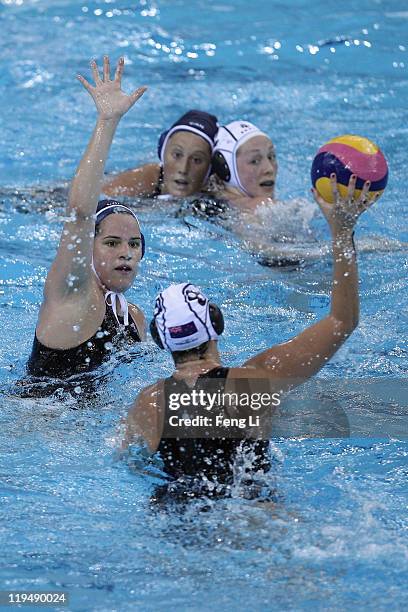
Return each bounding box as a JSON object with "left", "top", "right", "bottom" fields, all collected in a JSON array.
[
  {"left": 212, "top": 121, "right": 268, "bottom": 195},
  {"left": 152, "top": 283, "right": 222, "bottom": 352}
]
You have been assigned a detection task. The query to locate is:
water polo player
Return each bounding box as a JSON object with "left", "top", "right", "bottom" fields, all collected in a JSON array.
[
  {"left": 27, "top": 57, "right": 147, "bottom": 379},
  {"left": 122, "top": 174, "right": 376, "bottom": 498},
  {"left": 103, "top": 109, "right": 218, "bottom": 199},
  {"left": 211, "top": 120, "right": 277, "bottom": 211}
]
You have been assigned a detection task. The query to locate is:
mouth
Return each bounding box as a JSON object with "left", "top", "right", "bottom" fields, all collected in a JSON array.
[
  {"left": 174, "top": 179, "right": 189, "bottom": 187},
  {"left": 115, "top": 265, "right": 133, "bottom": 273},
  {"left": 259, "top": 180, "right": 275, "bottom": 188}
]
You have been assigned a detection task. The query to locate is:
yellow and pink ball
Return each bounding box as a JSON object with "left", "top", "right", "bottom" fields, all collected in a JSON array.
[{"left": 311, "top": 135, "right": 388, "bottom": 204}]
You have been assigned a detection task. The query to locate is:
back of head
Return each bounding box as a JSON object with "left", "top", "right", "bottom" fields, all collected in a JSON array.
[
  {"left": 157, "top": 110, "right": 219, "bottom": 163},
  {"left": 212, "top": 120, "right": 267, "bottom": 194},
  {"left": 150, "top": 283, "right": 224, "bottom": 356}
]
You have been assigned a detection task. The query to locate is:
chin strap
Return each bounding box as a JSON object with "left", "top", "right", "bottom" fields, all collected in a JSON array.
[
  {"left": 104, "top": 291, "right": 129, "bottom": 327},
  {"left": 92, "top": 260, "right": 130, "bottom": 327}
]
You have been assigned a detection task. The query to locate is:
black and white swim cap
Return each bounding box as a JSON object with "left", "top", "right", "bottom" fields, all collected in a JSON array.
[{"left": 152, "top": 283, "right": 222, "bottom": 352}]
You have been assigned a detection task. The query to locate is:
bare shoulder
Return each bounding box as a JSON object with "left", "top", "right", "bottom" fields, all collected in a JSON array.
[
  {"left": 35, "top": 279, "right": 106, "bottom": 349},
  {"left": 126, "top": 379, "right": 164, "bottom": 452},
  {"left": 225, "top": 366, "right": 284, "bottom": 387},
  {"left": 128, "top": 302, "right": 146, "bottom": 340},
  {"left": 103, "top": 163, "right": 161, "bottom": 197}
]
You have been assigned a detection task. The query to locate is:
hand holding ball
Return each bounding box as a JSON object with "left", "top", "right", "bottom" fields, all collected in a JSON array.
[{"left": 311, "top": 135, "right": 388, "bottom": 204}]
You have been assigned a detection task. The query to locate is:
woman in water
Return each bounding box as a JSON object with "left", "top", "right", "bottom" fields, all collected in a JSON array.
[
  {"left": 122, "top": 174, "right": 376, "bottom": 501},
  {"left": 102, "top": 109, "right": 218, "bottom": 199},
  {"left": 27, "top": 56, "right": 147, "bottom": 379}
]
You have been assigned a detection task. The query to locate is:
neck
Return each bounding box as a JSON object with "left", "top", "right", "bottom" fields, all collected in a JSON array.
[{"left": 173, "top": 341, "right": 222, "bottom": 379}]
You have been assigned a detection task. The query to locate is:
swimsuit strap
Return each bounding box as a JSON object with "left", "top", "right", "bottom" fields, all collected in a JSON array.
[{"left": 105, "top": 291, "right": 129, "bottom": 326}]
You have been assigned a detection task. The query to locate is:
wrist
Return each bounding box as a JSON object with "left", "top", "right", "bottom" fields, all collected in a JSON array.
[
  {"left": 332, "top": 230, "right": 356, "bottom": 256},
  {"left": 96, "top": 116, "right": 120, "bottom": 127},
  {"left": 331, "top": 226, "right": 354, "bottom": 243}
]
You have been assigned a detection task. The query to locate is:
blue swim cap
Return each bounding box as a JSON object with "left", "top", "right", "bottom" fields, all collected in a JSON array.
[{"left": 157, "top": 110, "right": 218, "bottom": 162}]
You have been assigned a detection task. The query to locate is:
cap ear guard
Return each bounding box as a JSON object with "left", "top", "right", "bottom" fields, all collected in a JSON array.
[
  {"left": 150, "top": 302, "right": 224, "bottom": 350},
  {"left": 157, "top": 130, "right": 169, "bottom": 161},
  {"left": 140, "top": 233, "right": 146, "bottom": 260},
  {"left": 212, "top": 151, "right": 231, "bottom": 182},
  {"left": 209, "top": 303, "right": 224, "bottom": 336},
  {"left": 150, "top": 317, "right": 164, "bottom": 349}
]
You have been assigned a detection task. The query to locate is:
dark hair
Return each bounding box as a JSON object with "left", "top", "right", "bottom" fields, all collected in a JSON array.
[{"left": 172, "top": 342, "right": 210, "bottom": 365}]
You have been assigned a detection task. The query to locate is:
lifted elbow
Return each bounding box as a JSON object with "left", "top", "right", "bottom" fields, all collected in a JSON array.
[{"left": 336, "top": 314, "right": 359, "bottom": 339}]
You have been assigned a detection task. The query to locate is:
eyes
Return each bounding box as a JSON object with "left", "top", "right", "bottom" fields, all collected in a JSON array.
[
  {"left": 103, "top": 239, "right": 141, "bottom": 249},
  {"left": 129, "top": 239, "right": 142, "bottom": 249},
  {"left": 249, "top": 152, "right": 276, "bottom": 165},
  {"left": 171, "top": 150, "right": 206, "bottom": 165}
]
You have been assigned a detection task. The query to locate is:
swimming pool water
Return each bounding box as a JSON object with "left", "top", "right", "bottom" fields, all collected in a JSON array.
[{"left": 1, "top": 1, "right": 407, "bottom": 610}]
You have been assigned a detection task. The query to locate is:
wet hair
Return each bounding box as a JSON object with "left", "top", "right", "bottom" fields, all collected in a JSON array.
[{"left": 172, "top": 342, "right": 210, "bottom": 365}]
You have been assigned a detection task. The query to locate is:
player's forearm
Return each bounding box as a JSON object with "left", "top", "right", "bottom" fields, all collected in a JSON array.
[
  {"left": 330, "top": 229, "right": 359, "bottom": 333},
  {"left": 68, "top": 117, "right": 119, "bottom": 216}
]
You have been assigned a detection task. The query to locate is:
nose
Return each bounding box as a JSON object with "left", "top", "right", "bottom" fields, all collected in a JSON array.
[
  {"left": 119, "top": 244, "right": 133, "bottom": 260},
  {"left": 176, "top": 156, "right": 189, "bottom": 175},
  {"left": 263, "top": 157, "right": 276, "bottom": 174}
]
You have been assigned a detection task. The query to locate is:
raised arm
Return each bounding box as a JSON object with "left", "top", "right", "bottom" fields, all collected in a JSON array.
[
  {"left": 243, "top": 174, "right": 376, "bottom": 382},
  {"left": 44, "top": 56, "right": 146, "bottom": 300}
]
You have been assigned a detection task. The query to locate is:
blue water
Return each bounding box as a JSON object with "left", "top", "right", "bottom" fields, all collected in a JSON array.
[{"left": 1, "top": 1, "right": 407, "bottom": 610}]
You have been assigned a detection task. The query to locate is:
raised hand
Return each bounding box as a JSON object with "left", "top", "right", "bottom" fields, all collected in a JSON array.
[
  {"left": 312, "top": 173, "right": 379, "bottom": 236},
  {"left": 77, "top": 56, "right": 147, "bottom": 121}
]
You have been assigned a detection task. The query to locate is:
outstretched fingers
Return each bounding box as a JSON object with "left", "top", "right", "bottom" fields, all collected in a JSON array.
[
  {"left": 343, "top": 174, "right": 359, "bottom": 217},
  {"left": 358, "top": 185, "right": 380, "bottom": 214},
  {"left": 330, "top": 173, "right": 339, "bottom": 205},
  {"left": 90, "top": 59, "right": 102, "bottom": 85},
  {"left": 347, "top": 174, "right": 357, "bottom": 200},
  {"left": 129, "top": 86, "right": 148, "bottom": 106},
  {"left": 103, "top": 55, "right": 111, "bottom": 82},
  {"left": 77, "top": 74, "right": 94, "bottom": 94},
  {"left": 355, "top": 180, "right": 370, "bottom": 213},
  {"left": 114, "top": 56, "right": 125, "bottom": 83}
]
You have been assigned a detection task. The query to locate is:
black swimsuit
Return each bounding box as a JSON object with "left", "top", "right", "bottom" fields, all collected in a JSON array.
[
  {"left": 152, "top": 367, "right": 270, "bottom": 502},
  {"left": 27, "top": 307, "right": 141, "bottom": 379}
]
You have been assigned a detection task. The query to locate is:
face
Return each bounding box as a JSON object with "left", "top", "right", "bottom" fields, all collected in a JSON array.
[
  {"left": 162, "top": 131, "right": 212, "bottom": 196},
  {"left": 93, "top": 214, "right": 142, "bottom": 293},
  {"left": 236, "top": 135, "right": 278, "bottom": 198}
]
